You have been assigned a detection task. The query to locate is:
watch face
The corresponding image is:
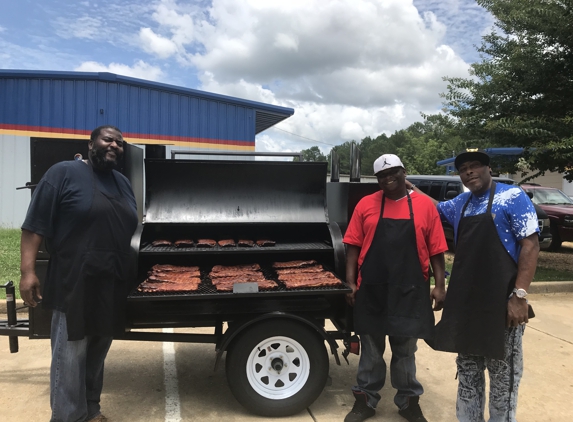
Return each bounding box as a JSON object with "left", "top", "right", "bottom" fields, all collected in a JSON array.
[{"left": 516, "top": 289, "right": 527, "bottom": 299}]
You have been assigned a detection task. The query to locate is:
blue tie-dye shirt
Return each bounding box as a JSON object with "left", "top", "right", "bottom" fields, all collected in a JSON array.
[{"left": 437, "top": 183, "right": 539, "bottom": 262}]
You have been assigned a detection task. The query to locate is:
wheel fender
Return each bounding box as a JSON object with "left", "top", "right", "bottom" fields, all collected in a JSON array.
[{"left": 215, "top": 312, "right": 340, "bottom": 370}]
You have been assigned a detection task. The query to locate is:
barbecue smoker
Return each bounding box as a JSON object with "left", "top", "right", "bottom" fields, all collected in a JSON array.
[
  {"left": 126, "top": 156, "right": 352, "bottom": 415},
  {"left": 1, "top": 149, "right": 354, "bottom": 417}
]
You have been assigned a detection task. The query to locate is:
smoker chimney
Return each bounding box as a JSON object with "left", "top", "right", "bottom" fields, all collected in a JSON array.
[
  {"left": 330, "top": 150, "right": 340, "bottom": 182},
  {"left": 350, "top": 142, "right": 361, "bottom": 182}
]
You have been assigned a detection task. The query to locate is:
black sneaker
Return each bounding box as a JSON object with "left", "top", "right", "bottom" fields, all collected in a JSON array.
[
  {"left": 344, "top": 396, "right": 375, "bottom": 422},
  {"left": 398, "top": 396, "right": 428, "bottom": 422}
]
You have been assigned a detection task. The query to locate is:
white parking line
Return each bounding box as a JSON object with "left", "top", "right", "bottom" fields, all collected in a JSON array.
[{"left": 163, "top": 328, "right": 181, "bottom": 422}]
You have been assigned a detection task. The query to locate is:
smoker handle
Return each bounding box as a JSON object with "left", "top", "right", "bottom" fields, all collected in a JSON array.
[
  {"left": 170, "top": 150, "right": 303, "bottom": 161},
  {"left": 2, "top": 281, "right": 19, "bottom": 353},
  {"left": 16, "top": 182, "right": 37, "bottom": 190},
  {"left": 327, "top": 222, "right": 346, "bottom": 279}
]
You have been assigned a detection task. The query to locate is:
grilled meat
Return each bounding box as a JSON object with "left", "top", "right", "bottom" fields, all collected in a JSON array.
[
  {"left": 237, "top": 239, "right": 254, "bottom": 247},
  {"left": 149, "top": 264, "right": 200, "bottom": 273},
  {"left": 211, "top": 263, "right": 261, "bottom": 274},
  {"left": 138, "top": 278, "right": 202, "bottom": 292},
  {"left": 151, "top": 239, "right": 172, "bottom": 247},
  {"left": 196, "top": 239, "right": 217, "bottom": 248},
  {"left": 272, "top": 260, "right": 318, "bottom": 269},
  {"left": 217, "top": 239, "right": 236, "bottom": 248},
  {"left": 278, "top": 271, "right": 342, "bottom": 288},
  {"left": 256, "top": 239, "right": 275, "bottom": 247},
  {"left": 276, "top": 264, "right": 324, "bottom": 275},
  {"left": 174, "top": 239, "right": 195, "bottom": 248}
]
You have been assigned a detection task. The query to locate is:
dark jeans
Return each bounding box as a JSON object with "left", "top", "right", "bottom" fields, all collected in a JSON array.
[
  {"left": 456, "top": 326, "right": 525, "bottom": 422},
  {"left": 50, "top": 310, "right": 113, "bottom": 422},
  {"left": 352, "top": 333, "right": 423, "bottom": 409}
]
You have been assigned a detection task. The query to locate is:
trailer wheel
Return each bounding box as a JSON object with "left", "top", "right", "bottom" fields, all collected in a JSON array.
[{"left": 226, "top": 319, "right": 329, "bottom": 416}]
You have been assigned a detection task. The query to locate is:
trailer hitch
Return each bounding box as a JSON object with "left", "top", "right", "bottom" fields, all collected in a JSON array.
[{"left": 1, "top": 281, "right": 28, "bottom": 353}]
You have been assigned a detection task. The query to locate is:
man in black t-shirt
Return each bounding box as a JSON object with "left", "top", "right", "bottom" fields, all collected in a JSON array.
[{"left": 20, "top": 125, "right": 138, "bottom": 422}]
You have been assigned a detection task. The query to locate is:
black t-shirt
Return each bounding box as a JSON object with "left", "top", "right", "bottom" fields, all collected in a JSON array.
[{"left": 22, "top": 160, "right": 137, "bottom": 251}]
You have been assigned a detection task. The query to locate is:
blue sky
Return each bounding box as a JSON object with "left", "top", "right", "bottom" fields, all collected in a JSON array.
[{"left": 0, "top": 0, "right": 493, "bottom": 153}]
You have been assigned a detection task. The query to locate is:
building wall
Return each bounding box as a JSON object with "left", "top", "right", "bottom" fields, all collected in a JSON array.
[
  {"left": 0, "top": 134, "right": 31, "bottom": 228},
  {"left": 514, "top": 171, "right": 573, "bottom": 196}
]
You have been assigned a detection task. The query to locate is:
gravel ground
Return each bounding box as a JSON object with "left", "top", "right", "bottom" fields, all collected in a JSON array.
[
  {"left": 537, "top": 241, "right": 573, "bottom": 272},
  {"left": 445, "top": 242, "right": 573, "bottom": 272}
]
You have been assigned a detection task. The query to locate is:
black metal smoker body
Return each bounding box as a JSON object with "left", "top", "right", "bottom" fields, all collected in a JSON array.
[{"left": 1, "top": 144, "right": 360, "bottom": 416}]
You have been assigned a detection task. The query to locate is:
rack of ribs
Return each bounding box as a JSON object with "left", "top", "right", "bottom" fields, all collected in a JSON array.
[
  {"left": 272, "top": 260, "right": 317, "bottom": 269},
  {"left": 138, "top": 264, "right": 202, "bottom": 292}
]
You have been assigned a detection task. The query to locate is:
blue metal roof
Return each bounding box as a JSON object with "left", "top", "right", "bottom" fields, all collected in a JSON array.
[
  {"left": 0, "top": 70, "right": 294, "bottom": 149},
  {"left": 437, "top": 148, "right": 525, "bottom": 166}
]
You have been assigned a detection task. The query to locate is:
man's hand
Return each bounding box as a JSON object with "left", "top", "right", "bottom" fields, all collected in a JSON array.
[
  {"left": 346, "top": 283, "right": 357, "bottom": 307},
  {"left": 430, "top": 285, "right": 446, "bottom": 311},
  {"left": 20, "top": 229, "right": 44, "bottom": 307},
  {"left": 507, "top": 295, "right": 528, "bottom": 327},
  {"left": 20, "top": 272, "right": 42, "bottom": 307}
]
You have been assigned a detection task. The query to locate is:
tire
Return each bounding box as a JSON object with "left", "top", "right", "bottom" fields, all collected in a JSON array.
[
  {"left": 225, "top": 319, "right": 329, "bottom": 417},
  {"left": 548, "top": 223, "right": 562, "bottom": 251}
]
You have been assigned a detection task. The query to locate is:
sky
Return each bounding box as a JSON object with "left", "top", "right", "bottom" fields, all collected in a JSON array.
[{"left": 0, "top": 0, "right": 494, "bottom": 155}]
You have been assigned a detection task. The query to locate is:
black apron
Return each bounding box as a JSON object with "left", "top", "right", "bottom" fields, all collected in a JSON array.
[
  {"left": 53, "top": 164, "right": 137, "bottom": 340},
  {"left": 432, "top": 183, "right": 517, "bottom": 359},
  {"left": 354, "top": 192, "right": 435, "bottom": 339}
]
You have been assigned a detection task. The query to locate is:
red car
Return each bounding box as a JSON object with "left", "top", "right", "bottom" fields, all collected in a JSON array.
[{"left": 522, "top": 184, "right": 573, "bottom": 251}]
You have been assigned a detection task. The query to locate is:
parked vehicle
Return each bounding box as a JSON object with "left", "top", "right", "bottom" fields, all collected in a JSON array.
[
  {"left": 521, "top": 184, "right": 573, "bottom": 251},
  {"left": 406, "top": 175, "right": 552, "bottom": 251}
]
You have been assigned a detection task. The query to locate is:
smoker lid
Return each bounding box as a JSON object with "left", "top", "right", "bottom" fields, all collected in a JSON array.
[{"left": 145, "top": 159, "right": 328, "bottom": 224}]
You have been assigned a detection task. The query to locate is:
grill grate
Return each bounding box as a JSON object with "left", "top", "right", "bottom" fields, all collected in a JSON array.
[
  {"left": 128, "top": 265, "right": 350, "bottom": 300},
  {"left": 140, "top": 241, "right": 332, "bottom": 254}
]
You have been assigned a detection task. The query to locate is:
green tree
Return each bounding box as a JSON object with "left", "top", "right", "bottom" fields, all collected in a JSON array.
[
  {"left": 299, "top": 146, "right": 327, "bottom": 162},
  {"left": 441, "top": 0, "right": 573, "bottom": 179}
]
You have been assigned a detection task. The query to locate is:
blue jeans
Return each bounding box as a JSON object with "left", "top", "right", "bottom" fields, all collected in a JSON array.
[
  {"left": 50, "top": 310, "right": 113, "bottom": 422},
  {"left": 352, "top": 333, "right": 423, "bottom": 409},
  {"left": 456, "top": 326, "right": 525, "bottom": 422}
]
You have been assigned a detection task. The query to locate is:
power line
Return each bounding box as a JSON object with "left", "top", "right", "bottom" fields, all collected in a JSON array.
[{"left": 271, "top": 126, "right": 336, "bottom": 147}]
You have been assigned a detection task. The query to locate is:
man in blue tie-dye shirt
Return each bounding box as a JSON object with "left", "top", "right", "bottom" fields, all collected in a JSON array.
[{"left": 407, "top": 149, "right": 539, "bottom": 422}]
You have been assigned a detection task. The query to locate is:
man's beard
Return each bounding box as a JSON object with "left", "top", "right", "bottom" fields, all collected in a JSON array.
[{"left": 89, "top": 147, "right": 121, "bottom": 171}]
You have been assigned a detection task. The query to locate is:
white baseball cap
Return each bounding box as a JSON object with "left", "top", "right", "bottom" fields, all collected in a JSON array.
[{"left": 373, "top": 154, "right": 405, "bottom": 175}]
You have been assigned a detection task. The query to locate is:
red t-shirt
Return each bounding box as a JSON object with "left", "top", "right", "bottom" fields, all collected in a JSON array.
[{"left": 343, "top": 190, "right": 447, "bottom": 287}]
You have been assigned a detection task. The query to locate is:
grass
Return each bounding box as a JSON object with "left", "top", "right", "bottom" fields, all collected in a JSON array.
[
  {"left": 0, "top": 229, "right": 571, "bottom": 299},
  {"left": 0, "top": 228, "right": 21, "bottom": 299},
  {"left": 441, "top": 252, "right": 572, "bottom": 284}
]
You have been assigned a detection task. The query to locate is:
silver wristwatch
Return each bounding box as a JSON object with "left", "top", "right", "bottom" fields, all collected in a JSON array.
[{"left": 513, "top": 288, "right": 528, "bottom": 299}]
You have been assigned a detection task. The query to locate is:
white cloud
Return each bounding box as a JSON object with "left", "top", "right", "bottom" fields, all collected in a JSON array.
[
  {"left": 139, "top": 28, "right": 179, "bottom": 59},
  {"left": 74, "top": 60, "right": 164, "bottom": 81},
  {"left": 135, "top": 0, "right": 473, "bottom": 149},
  {"left": 2, "top": 0, "right": 493, "bottom": 153}
]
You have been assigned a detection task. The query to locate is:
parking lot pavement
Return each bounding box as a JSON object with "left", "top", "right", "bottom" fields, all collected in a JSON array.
[{"left": 1, "top": 293, "right": 572, "bottom": 422}]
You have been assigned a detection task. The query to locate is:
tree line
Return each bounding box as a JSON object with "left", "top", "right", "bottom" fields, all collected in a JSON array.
[{"left": 299, "top": 0, "right": 573, "bottom": 180}]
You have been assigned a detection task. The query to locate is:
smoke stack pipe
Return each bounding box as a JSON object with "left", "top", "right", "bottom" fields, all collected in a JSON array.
[
  {"left": 350, "top": 142, "right": 361, "bottom": 182},
  {"left": 330, "top": 150, "right": 340, "bottom": 182}
]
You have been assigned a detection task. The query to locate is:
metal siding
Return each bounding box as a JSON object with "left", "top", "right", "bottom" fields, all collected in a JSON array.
[
  {"left": 73, "top": 81, "right": 85, "bottom": 131},
  {"left": 63, "top": 80, "right": 75, "bottom": 130},
  {"left": 0, "top": 72, "right": 292, "bottom": 146},
  {"left": 160, "top": 91, "right": 170, "bottom": 137},
  {"left": 180, "top": 95, "right": 190, "bottom": 138},
  {"left": 104, "top": 83, "right": 120, "bottom": 127},
  {"left": 0, "top": 135, "right": 31, "bottom": 228},
  {"left": 117, "top": 84, "right": 129, "bottom": 131}
]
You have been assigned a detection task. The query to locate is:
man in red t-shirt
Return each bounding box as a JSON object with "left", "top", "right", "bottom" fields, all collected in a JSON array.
[{"left": 343, "top": 154, "right": 447, "bottom": 422}]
